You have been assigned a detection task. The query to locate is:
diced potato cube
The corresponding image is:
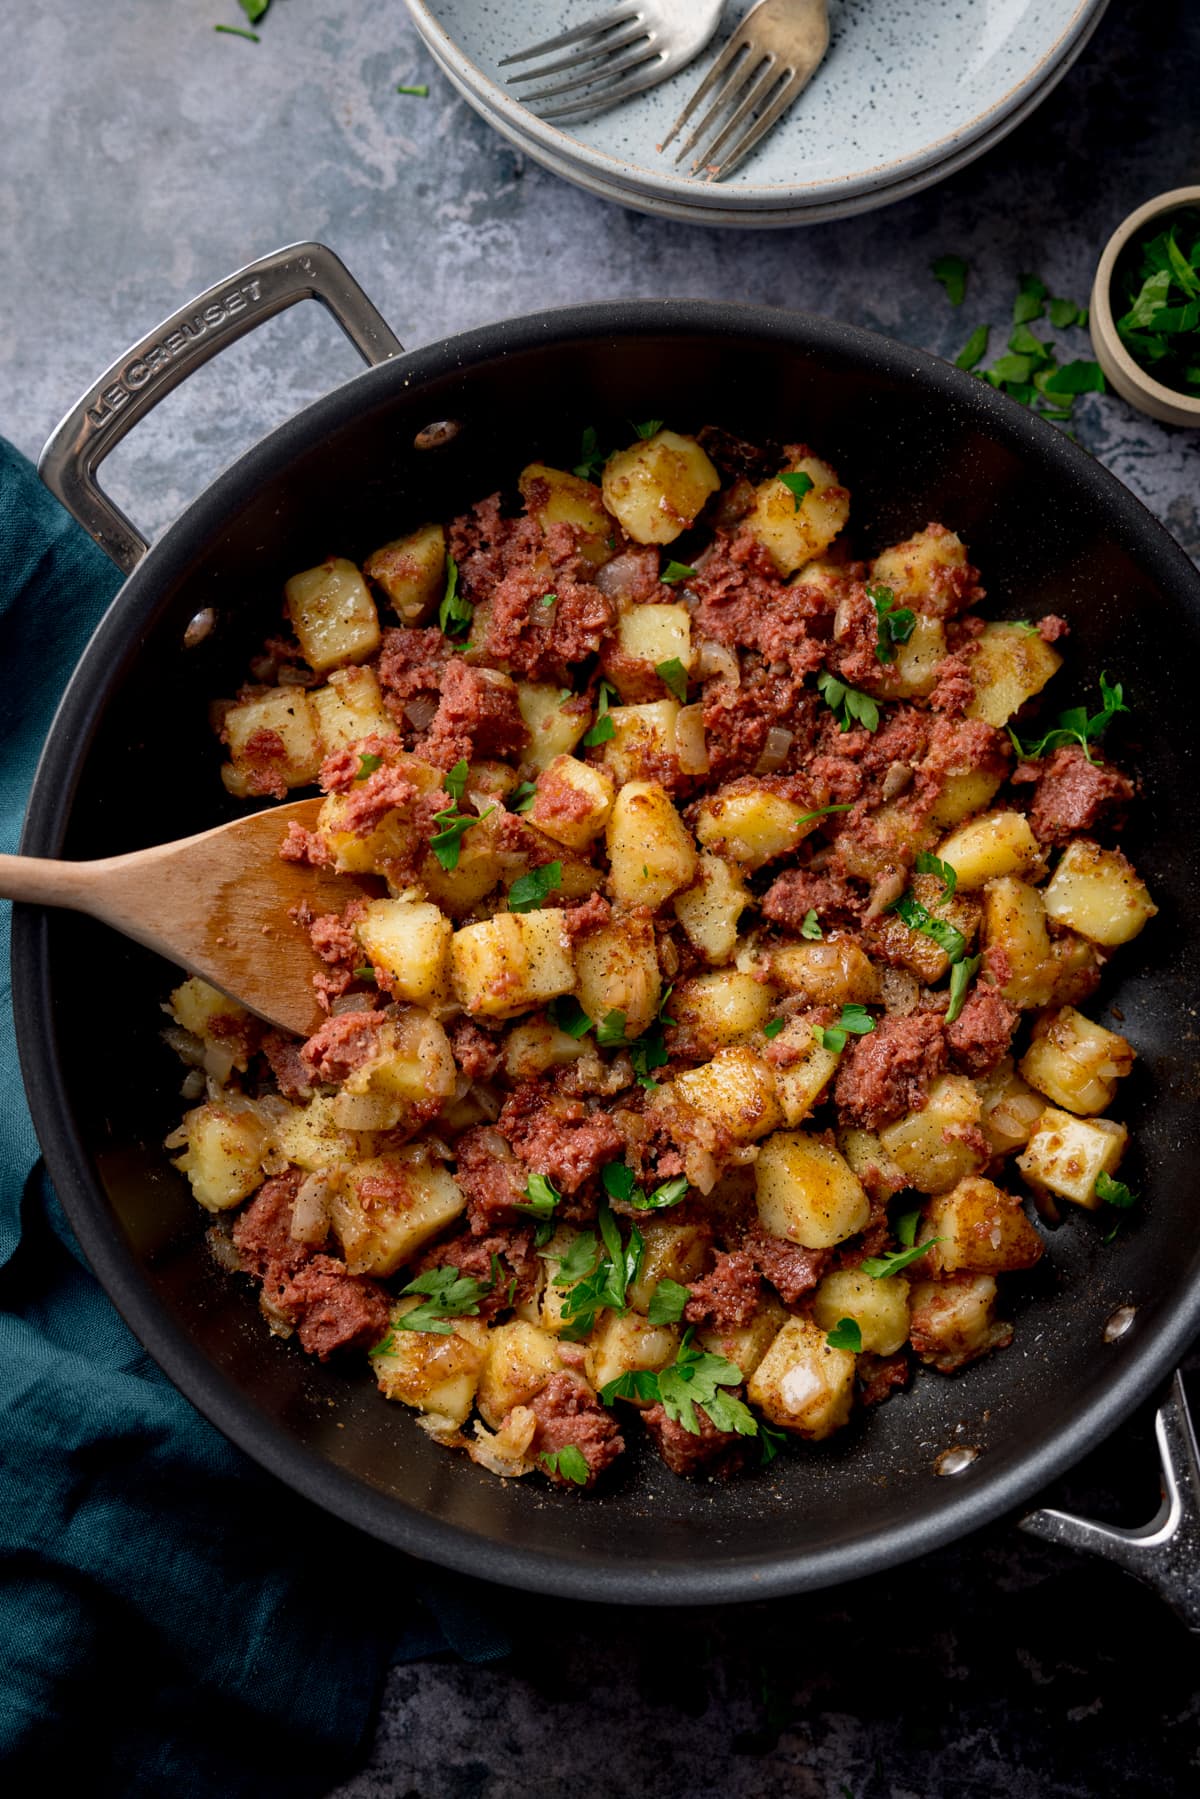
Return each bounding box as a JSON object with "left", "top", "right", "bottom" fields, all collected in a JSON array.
[
  {"left": 356, "top": 898, "right": 452, "bottom": 1007},
  {"left": 868, "top": 873, "right": 981, "bottom": 984},
  {"left": 670, "top": 1047, "right": 782, "bottom": 1145},
  {"left": 878, "top": 1075, "right": 985, "bottom": 1193},
  {"left": 869, "top": 525, "right": 973, "bottom": 613},
  {"left": 924, "top": 1176, "right": 1044, "bottom": 1276},
  {"left": 169, "top": 1100, "right": 271, "bottom": 1212},
  {"left": 909, "top": 1275, "right": 1010, "bottom": 1372},
  {"left": 309, "top": 665, "right": 396, "bottom": 757},
  {"left": 1042, "top": 839, "right": 1157, "bottom": 947},
  {"left": 221, "top": 687, "right": 322, "bottom": 796},
  {"left": 812, "top": 1269, "right": 911, "bottom": 1356},
  {"left": 673, "top": 854, "right": 750, "bottom": 965},
  {"left": 889, "top": 614, "right": 947, "bottom": 698},
  {"left": 284, "top": 556, "right": 380, "bottom": 674},
  {"left": 627, "top": 1220, "right": 712, "bottom": 1314},
  {"left": 771, "top": 1029, "right": 841, "bottom": 1127},
  {"left": 519, "top": 463, "right": 613, "bottom": 568},
  {"left": 747, "top": 1317, "right": 856, "bottom": 1439},
  {"left": 417, "top": 805, "right": 515, "bottom": 917},
  {"left": 1019, "top": 1006, "right": 1135, "bottom": 1116},
  {"left": 331, "top": 1153, "right": 465, "bottom": 1276},
  {"left": 503, "top": 1019, "right": 590, "bottom": 1081},
  {"left": 936, "top": 810, "right": 1041, "bottom": 890},
  {"left": 1016, "top": 1108, "right": 1128, "bottom": 1209},
  {"left": 837, "top": 1128, "right": 908, "bottom": 1197},
  {"left": 574, "top": 911, "right": 662, "bottom": 1041},
  {"left": 607, "top": 780, "right": 698, "bottom": 910},
  {"left": 598, "top": 699, "right": 682, "bottom": 786},
  {"left": 528, "top": 754, "right": 614, "bottom": 852},
  {"left": 982, "top": 876, "right": 1054, "bottom": 1008},
  {"left": 372, "top": 1310, "right": 488, "bottom": 1427},
  {"left": 272, "top": 1095, "right": 359, "bottom": 1172},
  {"left": 333, "top": 1012, "right": 457, "bottom": 1134},
  {"left": 694, "top": 782, "right": 812, "bottom": 870},
  {"left": 604, "top": 602, "right": 693, "bottom": 705},
  {"left": 670, "top": 971, "right": 773, "bottom": 1053},
  {"left": 744, "top": 456, "right": 849, "bottom": 577},
  {"left": 698, "top": 1298, "right": 787, "bottom": 1381},
  {"left": 833, "top": 803, "right": 937, "bottom": 886},
  {"left": 450, "top": 909, "right": 575, "bottom": 1018},
  {"left": 362, "top": 524, "right": 446, "bottom": 625},
  {"left": 601, "top": 430, "right": 720, "bottom": 546},
  {"left": 168, "top": 976, "right": 253, "bottom": 1070},
  {"left": 518, "top": 683, "right": 590, "bottom": 772},
  {"left": 966, "top": 623, "right": 1062, "bottom": 727},
  {"left": 929, "top": 768, "right": 1006, "bottom": 828},
  {"left": 475, "top": 1320, "right": 565, "bottom": 1430},
  {"left": 755, "top": 1132, "right": 870, "bottom": 1249},
  {"left": 767, "top": 939, "right": 880, "bottom": 1006},
  {"left": 587, "top": 1313, "right": 680, "bottom": 1395},
  {"left": 976, "top": 1058, "right": 1045, "bottom": 1156},
  {"left": 314, "top": 754, "right": 443, "bottom": 874}
]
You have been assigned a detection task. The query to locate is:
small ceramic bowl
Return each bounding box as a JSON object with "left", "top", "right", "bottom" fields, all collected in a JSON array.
[{"left": 1090, "top": 185, "right": 1200, "bottom": 428}]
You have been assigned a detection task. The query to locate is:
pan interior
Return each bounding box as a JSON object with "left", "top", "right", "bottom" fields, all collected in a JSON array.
[{"left": 18, "top": 309, "right": 1200, "bottom": 1600}]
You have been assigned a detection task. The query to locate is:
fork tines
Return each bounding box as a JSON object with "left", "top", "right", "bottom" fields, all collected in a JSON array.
[
  {"left": 500, "top": 7, "right": 664, "bottom": 120},
  {"left": 661, "top": 43, "right": 802, "bottom": 179}
]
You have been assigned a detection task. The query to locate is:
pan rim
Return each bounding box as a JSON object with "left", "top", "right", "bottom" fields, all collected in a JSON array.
[{"left": 14, "top": 296, "right": 1200, "bottom": 1604}]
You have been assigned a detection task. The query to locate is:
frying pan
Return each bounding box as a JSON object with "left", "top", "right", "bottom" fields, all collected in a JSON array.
[{"left": 17, "top": 243, "right": 1200, "bottom": 1614}]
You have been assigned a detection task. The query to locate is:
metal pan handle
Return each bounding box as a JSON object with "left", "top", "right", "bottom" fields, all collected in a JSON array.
[
  {"left": 38, "top": 241, "right": 404, "bottom": 575},
  {"left": 1019, "top": 1370, "right": 1200, "bottom": 1632}
]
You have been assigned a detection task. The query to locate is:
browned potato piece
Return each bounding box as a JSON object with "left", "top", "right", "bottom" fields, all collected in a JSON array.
[
  {"left": 607, "top": 780, "right": 698, "bottom": 909},
  {"left": 1019, "top": 1007, "right": 1135, "bottom": 1116},
  {"left": 923, "top": 1176, "right": 1044, "bottom": 1277},
  {"left": 670, "top": 971, "right": 774, "bottom": 1054},
  {"left": 372, "top": 1311, "right": 488, "bottom": 1429},
  {"left": 574, "top": 910, "right": 661, "bottom": 1041},
  {"left": 331, "top": 1155, "right": 465, "bottom": 1277},
  {"left": 966, "top": 623, "right": 1062, "bottom": 727},
  {"left": 528, "top": 754, "right": 614, "bottom": 851},
  {"left": 668, "top": 1047, "right": 783, "bottom": 1146},
  {"left": 743, "top": 456, "right": 849, "bottom": 577},
  {"left": 767, "top": 938, "right": 880, "bottom": 1006},
  {"left": 811, "top": 1270, "right": 911, "bottom": 1357},
  {"left": 908, "top": 1275, "right": 1011, "bottom": 1372},
  {"left": 755, "top": 1132, "right": 870, "bottom": 1249},
  {"left": 1042, "top": 840, "right": 1157, "bottom": 947},
  {"left": 363, "top": 523, "right": 446, "bottom": 624},
  {"left": 601, "top": 430, "right": 720, "bottom": 545},
  {"left": 476, "top": 1322, "right": 564, "bottom": 1430},
  {"left": 747, "top": 1317, "right": 856, "bottom": 1438},
  {"left": 519, "top": 463, "right": 613, "bottom": 568},
  {"left": 450, "top": 910, "right": 575, "bottom": 1019},
  {"left": 878, "top": 1076, "right": 986, "bottom": 1194},
  {"left": 628, "top": 1220, "right": 712, "bottom": 1314},
  {"left": 869, "top": 524, "right": 974, "bottom": 615},
  {"left": 284, "top": 557, "right": 381, "bottom": 673},
  {"left": 221, "top": 687, "right": 322, "bottom": 797},
  {"left": 673, "top": 854, "right": 750, "bottom": 964},
  {"left": 1016, "top": 1108, "right": 1128, "bottom": 1209}
]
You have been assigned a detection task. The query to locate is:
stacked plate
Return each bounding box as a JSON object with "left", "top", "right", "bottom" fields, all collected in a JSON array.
[{"left": 407, "top": 0, "right": 1110, "bottom": 228}]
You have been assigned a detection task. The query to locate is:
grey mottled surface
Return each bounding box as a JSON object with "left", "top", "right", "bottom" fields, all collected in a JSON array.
[{"left": 4, "top": 3, "right": 1200, "bottom": 1796}]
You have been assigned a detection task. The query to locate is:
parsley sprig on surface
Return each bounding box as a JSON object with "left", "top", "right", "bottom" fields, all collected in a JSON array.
[
  {"left": 940, "top": 270, "right": 1105, "bottom": 424},
  {"left": 430, "top": 787, "right": 494, "bottom": 870},
  {"left": 541, "top": 1445, "right": 590, "bottom": 1485},
  {"left": 438, "top": 553, "right": 473, "bottom": 639},
  {"left": 508, "top": 861, "right": 562, "bottom": 912},
  {"left": 583, "top": 678, "right": 618, "bottom": 747},
  {"left": 573, "top": 426, "right": 608, "bottom": 481},
  {"left": 1114, "top": 206, "right": 1200, "bottom": 397},
  {"left": 372, "top": 1264, "right": 496, "bottom": 1345},
  {"left": 825, "top": 1317, "right": 863, "bottom": 1352},
  {"left": 868, "top": 583, "right": 916, "bottom": 664},
  {"left": 778, "top": 471, "right": 814, "bottom": 511},
  {"left": 656, "top": 657, "right": 689, "bottom": 702},
  {"left": 661, "top": 560, "right": 698, "bottom": 585},
  {"left": 931, "top": 254, "right": 968, "bottom": 306},
  {"left": 914, "top": 850, "right": 958, "bottom": 901},
  {"left": 812, "top": 1004, "right": 876, "bottom": 1055},
  {"left": 817, "top": 670, "right": 879, "bottom": 733},
  {"left": 601, "top": 1161, "right": 689, "bottom": 1213},
  {"left": 601, "top": 1328, "right": 757, "bottom": 1439},
  {"left": 555, "top": 1202, "right": 643, "bottom": 1340},
  {"left": 890, "top": 890, "right": 967, "bottom": 964},
  {"left": 1009, "top": 673, "right": 1129, "bottom": 764}
]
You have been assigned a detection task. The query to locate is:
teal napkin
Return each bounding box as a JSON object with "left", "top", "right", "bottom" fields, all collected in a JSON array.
[{"left": 0, "top": 441, "right": 508, "bottom": 1794}]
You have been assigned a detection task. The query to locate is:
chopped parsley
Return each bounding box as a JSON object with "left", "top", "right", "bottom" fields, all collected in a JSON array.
[
  {"left": 868, "top": 583, "right": 917, "bottom": 664},
  {"left": 430, "top": 802, "right": 493, "bottom": 871},
  {"left": 508, "top": 860, "right": 562, "bottom": 912},
  {"left": 648, "top": 1278, "right": 691, "bottom": 1325},
  {"left": 602, "top": 1328, "right": 756, "bottom": 1438},
  {"left": 656, "top": 657, "right": 689, "bottom": 702},
  {"left": 517, "top": 1172, "right": 562, "bottom": 1222},
  {"left": 661, "top": 560, "right": 698, "bottom": 585},
  {"left": 396, "top": 83, "right": 430, "bottom": 97},
  {"left": 215, "top": 22, "right": 260, "bottom": 38},
  {"left": 583, "top": 678, "right": 618, "bottom": 746},
  {"left": 1114, "top": 207, "right": 1200, "bottom": 397},
  {"left": 373, "top": 1264, "right": 495, "bottom": 1341},
  {"left": 890, "top": 890, "right": 967, "bottom": 964},
  {"left": 1013, "top": 271, "right": 1047, "bottom": 325},
  {"left": 540, "top": 591, "right": 558, "bottom": 607},
  {"left": 573, "top": 425, "right": 608, "bottom": 481},
  {"left": 956, "top": 324, "right": 990, "bottom": 371},
  {"left": 442, "top": 759, "right": 469, "bottom": 806},
  {"left": 627, "top": 989, "right": 673, "bottom": 1089},
  {"left": 861, "top": 1237, "right": 941, "bottom": 1279},
  {"left": 931, "top": 254, "right": 968, "bottom": 306},
  {"left": 895, "top": 1209, "right": 920, "bottom": 1248},
  {"left": 509, "top": 780, "right": 537, "bottom": 813},
  {"left": 801, "top": 909, "right": 823, "bottom": 941},
  {"left": 633, "top": 418, "right": 664, "bottom": 439},
  {"left": 951, "top": 272, "right": 1102, "bottom": 421},
  {"left": 812, "top": 1003, "right": 876, "bottom": 1055},
  {"left": 945, "top": 952, "right": 982, "bottom": 1025},
  {"left": 825, "top": 1316, "right": 863, "bottom": 1353},
  {"left": 352, "top": 964, "right": 377, "bottom": 983},
  {"left": 1009, "top": 672, "right": 1129, "bottom": 764},
  {"left": 601, "top": 1162, "right": 688, "bottom": 1213},
  {"left": 595, "top": 1009, "right": 628, "bottom": 1046},
  {"left": 438, "top": 553, "right": 473, "bottom": 639},
  {"left": 763, "top": 1016, "right": 786, "bottom": 1040},
  {"left": 778, "top": 470, "right": 815, "bottom": 511},
  {"left": 817, "top": 670, "right": 879, "bottom": 734},
  {"left": 1095, "top": 1170, "right": 1138, "bottom": 1209},
  {"left": 356, "top": 751, "right": 382, "bottom": 780},
  {"left": 550, "top": 994, "right": 593, "bottom": 1039},
  {"left": 541, "top": 1445, "right": 589, "bottom": 1485},
  {"left": 557, "top": 1202, "right": 643, "bottom": 1339},
  {"left": 914, "top": 851, "right": 958, "bottom": 901},
  {"left": 795, "top": 802, "right": 853, "bottom": 827},
  {"left": 759, "top": 1421, "right": 787, "bottom": 1465},
  {"left": 239, "top": 0, "right": 269, "bottom": 18}
]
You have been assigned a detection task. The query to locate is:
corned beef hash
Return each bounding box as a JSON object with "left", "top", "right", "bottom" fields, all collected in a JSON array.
[{"left": 163, "top": 423, "right": 1154, "bottom": 1490}]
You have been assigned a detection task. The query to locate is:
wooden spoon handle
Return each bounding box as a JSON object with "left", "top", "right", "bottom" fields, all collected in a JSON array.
[{"left": 0, "top": 852, "right": 107, "bottom": 912}]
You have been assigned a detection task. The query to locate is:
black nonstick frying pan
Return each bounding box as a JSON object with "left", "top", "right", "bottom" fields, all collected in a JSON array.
[{"left": 17, "top": 243, "right": 1200, "bottom": 1613}]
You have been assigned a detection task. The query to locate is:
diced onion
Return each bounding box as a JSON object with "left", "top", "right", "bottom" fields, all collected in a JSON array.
[
  {"left": 754, "top": 726, "right": 793, "bottom": 774},
  {"left": 404, "top": 693, "right": 439, "bottom": 730},
  {"left": 674, "top": 703, "right": 710, "bottom": 774},
  {"left": 290, "top": 1171, "right": 334, "bottom": 1245},
  {"left": 696, "top": 640, "right": 739, "bottom": 686}
]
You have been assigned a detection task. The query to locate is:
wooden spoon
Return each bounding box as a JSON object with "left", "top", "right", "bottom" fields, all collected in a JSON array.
[{"left": 1, "top": 798, "right": 369, "bottom": 1039}]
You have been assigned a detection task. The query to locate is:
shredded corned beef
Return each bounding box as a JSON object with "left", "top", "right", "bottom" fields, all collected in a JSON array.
[
  {"left": 300, "top": 1011, "right": 387, "bottom": 1083},
  {"left": 683, "top": 1251, "right": 762, "bottom": 1331},
  {"left": 526, "top": 1373, "right": 624, "bottom": 1488},
  {"left": 1012, "top": 744, "right": 1134, "bottom": 845},
  {"left": 945, "top": 985, "right": 1019, "bottom": 1077},
  {"left": 497, "top": 1082, "right": 625, "bottom": 1194},
  {"left": 834, "top": 1010, "right": 947, "bottom": 1130}
]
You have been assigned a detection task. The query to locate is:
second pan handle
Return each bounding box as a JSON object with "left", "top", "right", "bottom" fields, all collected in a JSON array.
[{"left": 38, "top": 242, "right": 404, "bottom": 575}]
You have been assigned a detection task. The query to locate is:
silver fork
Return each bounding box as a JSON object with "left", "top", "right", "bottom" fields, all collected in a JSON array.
[
  {"left": 661, "top": 0, "right": 831, "bottom": 181},
  {"left": 500, "top": 1, "right": 725, "bottom": 124}
]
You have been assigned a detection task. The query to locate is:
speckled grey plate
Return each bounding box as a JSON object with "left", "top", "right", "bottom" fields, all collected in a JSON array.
[{"left": 407, "top": 0, "right": 1110, "bottom": 216}]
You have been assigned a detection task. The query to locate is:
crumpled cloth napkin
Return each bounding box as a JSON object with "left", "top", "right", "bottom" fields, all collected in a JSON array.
[{"left": 0, "top": 440, "right": 509, "bottom": 1796}]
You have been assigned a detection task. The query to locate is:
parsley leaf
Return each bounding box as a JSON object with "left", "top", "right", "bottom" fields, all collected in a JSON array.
[
  {"left": 376, "top": 1264, "right": 495, "bottom": 1340},
  {"left": 817, "top": 670, "right": 879, "bottom": 734},
  {"left": 956, "top": 324, "right": 990, "bottom": 371},
  {"left": 1013, "top": 273, "right": 1047, "bottom": 325},
  {"left": 763, "top": 1016, "right": 785, "bottom": 1040},
  {"left": 1049, "top": 296, "right": 1083, "bottom": 329},
  {"left": 633, "top": 418, "right": 663, "bottom": 439},
  {"left": 396, "top": 83, "right": 430, "bottom": 96},
  {"left": 438, "top": 553, "right": 472, "bottom": 639},
  {"left": 550, "top": 995, "right": 593, "bottom": 1039},
  {"left": 573, "top": 426, "right": 607, "bottom": 481},
  {"left": 861, "top": 1238, "right": 942, "bottom": 1279},
  {"left": 759, "top": 1421, "right": 787, "bottom": 1465},
  {"left": 945, "top": 952, "right": 982, "bottom": 1025},
  {"left": 517, "top": 1172, "right": 562, "bottom": 1221},
  {"left": 889, "top": 890, "right": 966, "bottom": 963},
  {"left": 508, "top": 860, "right": 562, "bottom": 913},
  {"left": 356, "top": 751, "right": 382, "bottom": 780},
  {"left": 509, "top": 780, "right": 537, "bottom": 813},
  {"left": 540, "top": 591, "right": 558, "bottom": 608},
  {"left": 541, "top": 1445, "right": 590, "bottom": 1485},
  {"left": 583, "top": 678, "right": 618, "bottom": 747},
  {"left": 559, "top": 1202, "right": 643, "bottom": 1338},
  {"left": 778, "top": 471, "right": 815, "bottom": 511},
  {"left": 215, "top": 22, "right": 260, "bottom": 39},
  {"left": 648, "top": 1278, "right": 691, "bottom": 1325},
  {"left": 442, "top": 759, "right": 469, "bottom": 806},
  {"left": 595, "top": 1009, "right": 628, "bottom": 1047},
  {"left": 1040, "top": 360, "right": 1106, "bottom": 396},
  {"left": 656, "top": 657, "right": 689, "bottom": 702},
  {"left": 812, "top": 1003, "right": 876, "bottom": 1055},
  {"left": 801, "top": 909, "right": 823, "bottom": 941},
  {"left": 1009, "top": 672, "right": 1129, "bottom": 763},
  {"left": 430, "top": 803, "right": 493, "bottom": 871},
  {"left": 825, "top": 1316, "right": 863, "bottom": 1352},
  {"left": 868, "top": 582, "right": 917, "bottom": 664},
  {"left": 659, "top": 1329, "right": 756, "bottom": 1437},
  {"left": 239, "top": 0, "right": 269, "bottom": 19},
  {"left": 632, "top": 1175, "right": 689, "bottom": 1212},
  {"left": 914, "top": 851, "right": 958, "bottom": 901},
  {"left": 661, "top": 560, "right": 698, "bottom": 585},
  {"left": 1095, "top": 1170, "right": 1138, "bottom": 1209},
  {"left": 353, "top": 963, "right": 377, "bottom": 983},
  {"left": 932, "top": 254, "right": 968, "bottom": 306},
  {"left": 895, "top": 1209, "right": 920, "bottom": 1248},
  {"left": 795, "top": 802, "right": 854, "bottom": 827},
  {"left": 629, "top": 1022, "right": 669, "bottom": 1089}
]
